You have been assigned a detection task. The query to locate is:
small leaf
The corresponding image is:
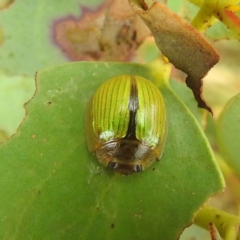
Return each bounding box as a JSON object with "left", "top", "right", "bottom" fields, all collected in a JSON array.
[
  {"left": 217, "top": 93, "right": 240, "bottom": 178},
  {"left": 129, "top": 1, "right": 219, "bottom": 114},
  {"left": 0, "top": 62, "right": 224, "bottom": 240}
]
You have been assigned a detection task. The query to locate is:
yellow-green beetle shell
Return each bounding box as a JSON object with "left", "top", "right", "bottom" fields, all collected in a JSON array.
[{"left": 85, "top": 75, "right": 167, "bottom": 175}]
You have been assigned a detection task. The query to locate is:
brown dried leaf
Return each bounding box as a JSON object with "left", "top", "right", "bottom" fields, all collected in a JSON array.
[
  {"left": 129, "top": 1, "right": 220, "bottom": 114},
  {"left": 53, "top": 0, "right": 150, "bottom": 62}
]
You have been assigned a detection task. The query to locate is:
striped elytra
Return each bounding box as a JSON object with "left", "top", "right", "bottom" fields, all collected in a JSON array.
[{"left": 85, "top": 75, "right": 167, "bottom": 175}]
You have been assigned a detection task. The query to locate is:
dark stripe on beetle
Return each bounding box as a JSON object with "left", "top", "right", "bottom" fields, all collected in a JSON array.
[{"left": 124, "top": 76, "right": 139, "bottom": 140}]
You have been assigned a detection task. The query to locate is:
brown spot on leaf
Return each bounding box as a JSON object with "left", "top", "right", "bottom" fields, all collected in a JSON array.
[
  {"left": 0, "top": 0, "right": 15, "bottom": 10},
  {"left": 134, "top": 214, "right": 142, "bottom": 219},
  {"left": 130, "top": 1, "right": 219, "bottom": 114},
  {"left": 110, "top": 223, "right": 115, "bottom": 228},
  {"left": 52, "top": 0, "right": 150, "bottom": 61}
]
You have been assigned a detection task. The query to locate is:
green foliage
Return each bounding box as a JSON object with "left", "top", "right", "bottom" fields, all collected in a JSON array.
[
  {"left": 1, "top": 0, "right": 240, "bottom": 239},
  {"left": 217, "top": 93, "right": 240, "bottom": 178},
  {"left": 0, "top": 0, "right": 103, "bottom": 75},
  {"left": 0, "top": 62, "right": 224, "bottom": 239}
]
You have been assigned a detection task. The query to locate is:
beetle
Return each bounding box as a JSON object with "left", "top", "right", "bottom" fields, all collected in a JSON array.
[{"left": 85, "top": 75, "right": 167, "bottom": 175}]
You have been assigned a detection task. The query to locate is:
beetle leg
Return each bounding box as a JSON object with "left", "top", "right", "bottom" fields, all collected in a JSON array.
[
  {"left": 108, "top": 161, "right": 118, "bottom": 170},
  {"left": 134, "top": 164, "right": 142, "bottom": 172}
]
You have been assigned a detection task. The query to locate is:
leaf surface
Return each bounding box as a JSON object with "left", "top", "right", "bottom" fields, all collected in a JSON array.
[
  {"left": 0, "top": 62, "right": 224, "bottom": 240},
  {"left": 217, "top": 93, "right": 240, "bottom": 178}
]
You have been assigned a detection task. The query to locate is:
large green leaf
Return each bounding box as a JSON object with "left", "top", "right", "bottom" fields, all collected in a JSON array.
[
  {"left": 0, "top": 62, "right": 224, "bottom": 240},
  {"left": 217, "top": 93, "right": 240, "bottom": 178}
]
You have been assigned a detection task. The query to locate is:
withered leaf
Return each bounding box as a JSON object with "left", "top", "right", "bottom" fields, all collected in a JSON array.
[
  {"left": 129, "top": 1, "right": 220, "bottom": 114},
  {"left": 53, "top": 0, "right": 150, "bottom": 62}
]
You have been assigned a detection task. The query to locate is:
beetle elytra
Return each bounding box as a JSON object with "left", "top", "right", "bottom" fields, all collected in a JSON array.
[{"left": 85, "top": 75, "right": 167, "bottom": 175}]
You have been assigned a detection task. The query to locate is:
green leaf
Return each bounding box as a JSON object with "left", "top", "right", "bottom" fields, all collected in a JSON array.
[
  {"left": 0, "top": 62, "right": 224, "bottom": 240},
  {"left": 0, "top": 0, "right": 103, "bottom": 75},
  {"left": 169, "top": 79, "right": 205, "bottom": 123},
  {"left": 217, "top": 93, "right": 240, "bottom": 178}
]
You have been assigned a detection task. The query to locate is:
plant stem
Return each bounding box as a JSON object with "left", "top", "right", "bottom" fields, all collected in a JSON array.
[{"left": 194, "top": 205, "right": 240, "bottom": 239}]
